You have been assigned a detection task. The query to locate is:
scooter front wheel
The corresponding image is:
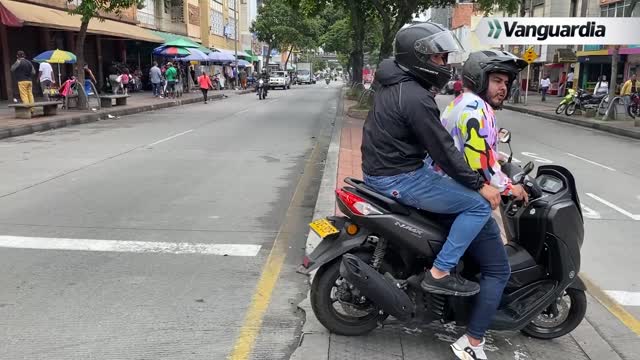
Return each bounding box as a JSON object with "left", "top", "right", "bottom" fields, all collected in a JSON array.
[
  {"left": 555, "top": 103, "right": 567, "bottom": 114},
  {"left": 521, "top": 288, "right": 587, "bottom": 340},
  {"left": 565, "top": 103, "right": 577, "bottom": 116}
]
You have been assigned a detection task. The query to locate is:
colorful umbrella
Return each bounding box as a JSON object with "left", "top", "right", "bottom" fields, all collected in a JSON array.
[
  {"left": 208, "top": 51, "right": 235, "bottom": 63},
  {"left": 33, "top": 49, "right": 77, "bottom": 85},
  {"left": 236, "top": 59, "right": 251, "bottom": 68},
  {"left": 153, "top": 46, "right": 191, "bottom": 57},
  {"left": 177, "top": 49, "right": 210, "bottom": 62},
  {"left": 33, "top": 49, "right": 77, "bottom": 64},
  {"left": 162, "top": 39, "right": 200, "bottom": 48}
]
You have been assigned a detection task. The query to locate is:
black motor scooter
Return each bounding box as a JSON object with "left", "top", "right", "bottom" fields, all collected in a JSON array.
[{"left": 300, "top": 129, "right": 587, "bottom": 340}]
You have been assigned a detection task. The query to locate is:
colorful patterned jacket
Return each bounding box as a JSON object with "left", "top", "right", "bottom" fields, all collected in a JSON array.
[{"left": 427, "top": 92, "right": 513, "bottom": 193}]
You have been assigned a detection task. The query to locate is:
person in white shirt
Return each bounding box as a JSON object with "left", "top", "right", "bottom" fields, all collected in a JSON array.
[
  {"left": 594, "top": 75, "right": 609, "bottom": 95},
  {"left": 567, "top": 71, "right": 574, "bottom": 89},
  {"left": 539, "top": 75, "right": 550, "bottom": 102},
  {"left": 38, "top": 61, "right": 54, "bottom": 100}
]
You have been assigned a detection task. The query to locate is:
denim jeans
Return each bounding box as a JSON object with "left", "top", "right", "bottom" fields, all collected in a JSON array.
[
  {"left": 464, "top": 218, "right": 511, "bottom": 338},
  {"left": 152, "top": 82, "right": 161, "bottom": 97},
  {"left": 364, "top": 165, "right": 492, "bottom": 272}
]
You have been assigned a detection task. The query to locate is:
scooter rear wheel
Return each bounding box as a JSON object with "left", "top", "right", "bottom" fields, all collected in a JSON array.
[
  {"left": 521, "top": 288, "right": 587, "bottom": 340},
  {"left": 310, "top": 258, "right": 387, "bottom": 336}
]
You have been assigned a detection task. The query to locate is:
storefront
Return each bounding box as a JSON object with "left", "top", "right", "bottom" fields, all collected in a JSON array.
[{"left": 577, "top": 54, "right": 626, "bottom": 93}]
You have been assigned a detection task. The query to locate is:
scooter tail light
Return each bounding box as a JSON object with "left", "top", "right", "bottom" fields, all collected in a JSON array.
[{"left": 335, "top": 189, "right": 383, "bottom": 216}]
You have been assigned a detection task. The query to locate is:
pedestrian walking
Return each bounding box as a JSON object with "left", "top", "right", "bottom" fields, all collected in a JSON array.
[
  {"left": 38, "top": 61, "right": 54, "bottom": 101},
  {"left": 11, "top": 50, "right": 35, "bottom": 106},
  {"left": 198, "top": 70, "right": 213, "bottom": 104},
  {"left": 539, "top": 74, "right": 550, "bottom": 102}
]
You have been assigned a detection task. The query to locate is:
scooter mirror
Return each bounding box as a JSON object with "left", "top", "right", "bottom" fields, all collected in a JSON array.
[
  {"left": 523, "top": 161, "right": 535, "bottom": 175},
  {"left": 499, "top": 128, "right": 512, "bottom": 143}
]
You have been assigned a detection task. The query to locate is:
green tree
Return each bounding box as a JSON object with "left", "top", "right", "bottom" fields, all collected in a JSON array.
[
  {"left": 251, "top": 0, "right": 321, "bottom": 70},
  {"left": 371, "top": 0, "right": 521, "bottom": 63},
  {"left": 70, "top": 0, "right": 143, "bottom": 89}
]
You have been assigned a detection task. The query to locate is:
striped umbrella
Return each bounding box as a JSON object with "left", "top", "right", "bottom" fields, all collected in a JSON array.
[{"left": 33, "top": 49, "right": 77, "bottom": 85}]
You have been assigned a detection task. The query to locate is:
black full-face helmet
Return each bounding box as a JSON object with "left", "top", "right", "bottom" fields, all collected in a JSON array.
[
  {"left": 462, "top": 50, "right": 528, "bottom": 103},
  {"left": 393, "top": 22, "right": 464, "bottom": 89}
]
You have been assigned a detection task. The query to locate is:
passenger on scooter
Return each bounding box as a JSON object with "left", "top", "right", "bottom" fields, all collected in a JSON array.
[
  {"left": 361, "top": 23, "right": 507, "bottom": 360},
  {"left": 433, "top": 50, "right": 529, "bottom": 359}
]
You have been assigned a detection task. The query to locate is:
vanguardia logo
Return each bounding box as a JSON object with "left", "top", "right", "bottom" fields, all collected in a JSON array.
[
  {"left": 487, "top": 19, "right": 502, "bottom": 39},
  {"left": 488, "top": 20, "right": 606, "bottom": 41}
]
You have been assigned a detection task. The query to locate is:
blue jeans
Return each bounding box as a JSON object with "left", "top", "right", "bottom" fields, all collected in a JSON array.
[
  {"left": 465, "top": 218, "right": 511, "bottom": 338},
  {"left": 152, "top": 82, "right": 161, "bottom": 97},
  {"left": 364, "top": 165, "right": 492, "bottom": 272}
]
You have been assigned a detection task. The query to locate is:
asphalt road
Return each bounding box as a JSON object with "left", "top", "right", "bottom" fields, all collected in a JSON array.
[
  {"left": 0, "top": 83, "right": 342, "bottom": 359},
  {"left": 436, "top": 94, "right": 640, "bottom": 321}
]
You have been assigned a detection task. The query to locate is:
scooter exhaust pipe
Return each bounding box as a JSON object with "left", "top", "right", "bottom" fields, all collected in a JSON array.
[{"left": 339, "top": 254, "right": 414, "bottom": 321}]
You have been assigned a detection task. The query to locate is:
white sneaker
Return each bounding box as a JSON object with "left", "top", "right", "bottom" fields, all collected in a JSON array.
[{"left": 451, "top": 335, "right": 487, "bottom": 360}]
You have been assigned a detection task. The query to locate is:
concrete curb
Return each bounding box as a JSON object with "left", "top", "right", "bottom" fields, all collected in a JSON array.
[
  {"left": 502, "top": 104, "right": 640, "bottom": 140},
  {"left": 0, "top": 93, "right": 227, "bottom": 141},
  {"left": 289, "top": 88, "right": 345, "bottom": 360}
]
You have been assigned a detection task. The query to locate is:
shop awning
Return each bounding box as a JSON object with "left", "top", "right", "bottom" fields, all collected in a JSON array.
[
  {"left": 243, "top": 49, "right": 260, "bottom": 62},
  {"left": 0, "top": 0, "right": 163, "bottom": 43},
  {"left": 213, "top": 48, "right": 252, "bottom": 58},
  {"left": 151, "top": 30, "right": 211, "bottom": 54}
]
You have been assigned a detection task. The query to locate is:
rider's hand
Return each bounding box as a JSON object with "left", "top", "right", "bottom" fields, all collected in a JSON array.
[
  {"left": 479, "top": 184, "right": 501, "bottom": 210},
  {"left": 511, "top": 184, "right": 529, "bottom": 204}
]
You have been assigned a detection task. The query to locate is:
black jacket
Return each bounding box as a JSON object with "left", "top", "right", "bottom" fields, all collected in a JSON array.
[
  {"left": 11, "top": 59, "right": 34, "bottom": 83},
  {"left": 361, "top": 59, "right": 484, "bottom": 191}
]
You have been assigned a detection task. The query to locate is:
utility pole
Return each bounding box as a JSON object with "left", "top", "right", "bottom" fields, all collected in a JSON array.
[{"left": 234, "top": 0, "right": 239, "bottom": 90}]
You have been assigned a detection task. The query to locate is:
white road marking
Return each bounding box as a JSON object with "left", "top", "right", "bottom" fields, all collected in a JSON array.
[
  {"left": 520, "top": 152, "right": 553, "bottom": 164},
  {"left": 235, "top": 109, "right": 249, "bottom": 115},
  {"left": 499, "top": 151, "right": 521, "bottom": 163},
  {"left": 605, "top": 290, "right": 640, "bottom": 306},
  {"left": 580, "top": 204, "right": 601, "bottom": 219},
  {"left": 566, "top": 153, "right": 616, "bottom": 171},
  {"left": 0, "top": 235, "right": 261, "bottom": 256},
  {"left": 147, "top": 130, "right": 193, "bottom": 147},
  {"left": 585, "top": 193, "right": 640, "bottom": 221}
]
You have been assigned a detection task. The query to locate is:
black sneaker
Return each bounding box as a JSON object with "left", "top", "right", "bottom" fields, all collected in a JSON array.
[{"left": 420, "top": 270, "right": 480, "bottom": 296}]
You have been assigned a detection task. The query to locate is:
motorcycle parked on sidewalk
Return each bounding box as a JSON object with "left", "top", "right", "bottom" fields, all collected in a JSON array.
[
  {"left": 627, "top": 92, "right": 640, "bottom": 119},
  {"left": 257, "top": 79, "right": 268, "bottom": 100},
  {"left": 556, "top": 88, "right": 576, "bottom": 114},
  {"left": 300, "top": 129, "right": 587, "bottom": 340},
  {"left": 565, "top": 88, "right": 608, "bottom": 116}
]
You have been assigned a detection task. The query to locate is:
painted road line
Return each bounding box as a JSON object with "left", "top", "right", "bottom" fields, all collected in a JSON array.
[
  {"left": 581, "top": 274, "right": 640, "bottom": 336},
  {"left": 566, "top": 153, "right": 616, "bottom": 172},
  {"left": 605, "top": 291, "right": 640, "bottom": 307},
  {"left": 580, "top": 203, "right": 601, "bottom": 219},
  {"left": 520, "top": 152, "right": 553, "bottom": 164},
  {"left": 585, "top": 193, "right": 640, "bottom": 221},
  {"left": 147, "top": 129, "right": 193, "bottom": 147},
  {"left": 0, "top": 236, "right": 261, "bottom": 256},
  {"left": 235, "top": 109, "right": 249, "bottom": 115},
  {"left": 228, "top": 102, "right": 331, "bottom": 360}
]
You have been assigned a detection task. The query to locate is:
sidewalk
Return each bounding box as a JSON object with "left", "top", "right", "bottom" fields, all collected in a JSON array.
[
  {"left": 503, "top": 93, "right": 640, "bottom": 140},
  {"left": 291, "top": 92, "right": 630, "bottom": 360},
  {"left": 0, "top": 89, "right": 253, "bottom": 141}
]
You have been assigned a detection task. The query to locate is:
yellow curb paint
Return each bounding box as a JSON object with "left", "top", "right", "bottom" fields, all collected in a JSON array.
[{"left": 581, "top": 274, "right": 640, "bottom": 336}]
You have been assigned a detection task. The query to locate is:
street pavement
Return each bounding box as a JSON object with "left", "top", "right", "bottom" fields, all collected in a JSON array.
[{"left": 0, "top": 82, "right": 342, "bottom": 359}]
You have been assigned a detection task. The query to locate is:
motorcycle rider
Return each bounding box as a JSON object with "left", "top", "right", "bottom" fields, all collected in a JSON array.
[
  {"left": 361, "top": 22, "right": 509, "bottom": 359},
  {"left": 433, "top": 50, "right": 529, "bottom": 359},
  {"left": 256, "top": 69, "right": 269, "bottom": 96}
]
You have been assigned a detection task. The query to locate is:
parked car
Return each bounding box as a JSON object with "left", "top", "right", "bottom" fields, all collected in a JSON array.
[{"left": 269, "top": 71, "right": 291, "bottom": 89}]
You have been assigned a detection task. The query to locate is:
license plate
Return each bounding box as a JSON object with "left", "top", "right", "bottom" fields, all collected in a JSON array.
[{"left": 309, "top": 218, "right": 339, "bottom": 238}]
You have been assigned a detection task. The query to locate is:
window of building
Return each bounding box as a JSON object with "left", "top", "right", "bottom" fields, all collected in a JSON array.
[
  {"left": 210, "top": 0, "right": 224, "bottom": 36},
  {"left": 228, "top": 0, "right": 236, "bottom": 10},
  {"left": 227, "top": 18, "right": 236, "bottom": 39},
  {"left": 137, "top": 0, "right": 157, "bottom": 26},
  {"left": 600, "top": 0, "right": 631, "bottom": 17}
]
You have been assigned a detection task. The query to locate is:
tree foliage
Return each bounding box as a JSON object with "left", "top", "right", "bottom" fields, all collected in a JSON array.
[{"left": 69, "top": 0, "right": 142, "bottom": 103}]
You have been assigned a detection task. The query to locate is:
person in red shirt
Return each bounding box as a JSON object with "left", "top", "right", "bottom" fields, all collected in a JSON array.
[
  {"left": 198, "top": 70, "right": 213, "bottom": 103},
  {"left": 453, "top": 75, "right": 463, "bottom": 97}
]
